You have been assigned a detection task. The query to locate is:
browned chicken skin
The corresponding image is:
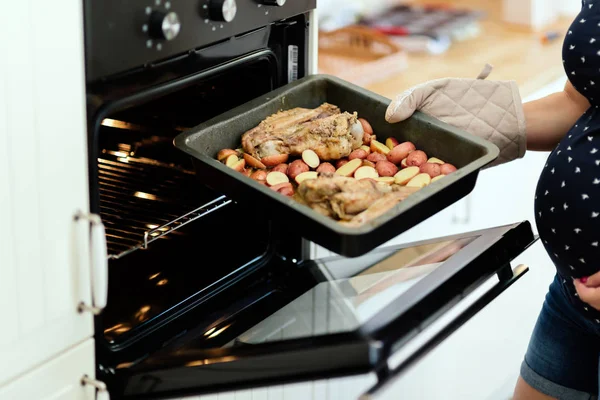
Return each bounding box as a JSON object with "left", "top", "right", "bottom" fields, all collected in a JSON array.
[
  {"left": 297, "top": 174, "right": 419, "bottom": 225},
  {"left": 241, "top": 103, "right": 363, "bottom": 161}
]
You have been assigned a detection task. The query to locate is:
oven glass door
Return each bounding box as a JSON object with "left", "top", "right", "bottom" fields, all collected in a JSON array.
[{"left": 112, "top": 221, "right": 537, "bottom": 399}]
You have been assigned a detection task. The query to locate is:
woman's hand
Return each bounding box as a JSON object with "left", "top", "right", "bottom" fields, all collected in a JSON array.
[
  {"left": 385, "top": 64, "right": 526, "bottom": 167},
  {"left": 573, "top": 272, "right": 600, "bottom": 311}
]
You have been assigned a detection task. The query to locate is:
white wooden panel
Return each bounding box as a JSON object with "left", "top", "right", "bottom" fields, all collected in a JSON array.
[
  {"left": 0, "top": 0, "right": 93, "bottom": 387},
  {"left": 0, "top": 339, "right": 96, "bottom": 400},
  {"left": 4, "top": 0, "right": 44, "bottom": 339},
  {"left": 0, "top": 16, "right": 19, "bottom": 349}
]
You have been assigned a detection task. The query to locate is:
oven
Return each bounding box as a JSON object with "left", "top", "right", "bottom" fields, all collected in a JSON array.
[{"left": 83, "top": 1, "right": 538, "bottom": 399}]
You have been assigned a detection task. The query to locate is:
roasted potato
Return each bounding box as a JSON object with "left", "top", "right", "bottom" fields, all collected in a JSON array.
[
  {"left": 440, "top": 163, "right": 457, "bottom": 175},
  {"left": 387, "top": 142, "right": 416, "bottom": 165},
  {"left": 362, "top": 160, "right": 376, "bottom": 168},
  {"left": 336, "top": 158, "right": 350, "bottom": 169},
  {"left": 295, "top": 171, "right": 319, "bottom": 184},
  {"left": 302, "top": 149, "right": 320, "bottom": 169},
  {"left": 218, "top": 148, "right": 238, "bottom": 161},
  {"left": 243, "top": 153, "right": 267, "bottom": 169},
  {"left": 261, "top": 154, "right": 289, "bottom": 167},
  {"left": 349, "top": 149, "right": 369, "bottom": 160},
  {"left": 358, "top": 118, "right": 373, "bottom": 135},
  {"left": 406, "top": 150, "right": 428, "bottom": 167},
  {"left": 375, "top": 160, "right": 399, "bottom": 177},
  {"left": 316, "top": 162, "right": 336, "bottom": 174},
  {"left": 250, "top": 170, "right": 268, "bottom": 181},
  {"left": 420, "top": 162, "right": 441, "bottom": 178},
  {"left": 367, "top": 152, "right": 387, "bottom": 163},
  {"left": 354, "top": 166, "right": 379, "bottom": 180},
  {"left": 287, "top": 159, "right": 310, "bottom": 179},
  {"left": 335, "top": 158, "right": 362, "bottom": 177},
  {"left": 272, "top": 163, "right": 289, "bottom": 174},
  {"left": 386, "top": 137, "right": 400, "bottom": 150},
  {"left": 266, "top": 171, "right": 289, "bottom": 186},
  {"left": 370, "top": 139, "right": 390, "bottom": 155}
]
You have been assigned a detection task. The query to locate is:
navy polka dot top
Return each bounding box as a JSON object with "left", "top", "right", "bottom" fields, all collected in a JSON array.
[{"left": 534, "top": 0, "right": 600, "bottom": 319}]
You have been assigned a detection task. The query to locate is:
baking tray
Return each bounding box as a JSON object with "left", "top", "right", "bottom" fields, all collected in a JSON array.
[{"left": 173, "top": 74, "right": 499, "bottom": 257}]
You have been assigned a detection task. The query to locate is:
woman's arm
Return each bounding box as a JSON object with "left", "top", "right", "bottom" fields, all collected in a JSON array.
[{"left": 525, "top": 80, "right": 591, "bottom": 151}]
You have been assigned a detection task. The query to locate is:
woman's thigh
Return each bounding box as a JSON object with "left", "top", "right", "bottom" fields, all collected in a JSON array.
[{"left": 519, "top": 274, "right": 600, "bottom": 399}]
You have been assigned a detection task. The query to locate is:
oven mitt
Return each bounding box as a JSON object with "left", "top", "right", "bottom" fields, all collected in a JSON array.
[{"left": 385, "top": 64, "right": 527, "bottom": 167}]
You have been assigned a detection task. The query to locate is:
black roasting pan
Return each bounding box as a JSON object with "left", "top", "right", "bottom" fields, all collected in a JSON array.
[{"left": 173, "top": 74, "right": 499, "bottom": 257}]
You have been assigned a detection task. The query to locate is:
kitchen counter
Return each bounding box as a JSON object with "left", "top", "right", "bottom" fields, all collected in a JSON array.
[{"left": 362, "top": 0, "right": 574, "bottom": 100}]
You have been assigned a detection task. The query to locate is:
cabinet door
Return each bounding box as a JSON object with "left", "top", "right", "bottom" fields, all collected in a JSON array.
[
  {"left": 0, "top": 339, "right": 96, "bottom": 400},
  {"left": 0, "top": 0, "right": 93, "bottom": 387}
]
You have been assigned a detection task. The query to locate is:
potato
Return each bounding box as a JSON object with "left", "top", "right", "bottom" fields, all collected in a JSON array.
[
  {"left": 336, "top": 158, "right": 349, "bottom": 169},
  {"left": 316, "top": 162, "right": 336, "bottom": 174},
  {"left": 370, "top": 139, "right": 391, "bottom": 155},
  {"left": 354, "top": 166, "right": 379, "bottom": 180},
  {"left": 431, "top": 175, "right": 445, "bottom": 183},
  {"left": 243, "top": 153, "right": 267, "bottom": 169},
  {"left": 261, "top": 154, "right": 289, "bottom": 167},
  {"left": 218, "top": 148, "right": 237, "bottom": 161},
  {"left": 440, "top": 163, "right": 457, "bottom": 175},
  {"left": 295, "top": 171, "right": 319, "bottom": 184},
  {"left": 387, "top": 142, "right": 416, "bottom": 165},
  {"left": 363, "top": 132, "right": 373, "bottom": 145},
  {"left": 376, "top": 160, "right": 399, "bottom": 177},
  {"left": 335, "top": 158, "right": 362, "bottom": 177},
  {"left": 406, "top": 150, "right": 428, "bottom": 167},
  {"left": 229, "top": 159, "right": 245, "bottom": 172},
  {"left": 386, "top": 137, "right": 400, "bottom": 150},
  {"left": 242, "top": 168, "right": 253, "bottom": 177},
  {"left": 362, "top": 160, "right": 376, "bottom": 168},
  {"left": 428, "top": 157, "right": 445, "bottom": 165},
  {"left": 400, "top": 158, "right": 408, "bottom": 169},
  {"left": 349, "top": 149, "right": 369, "bottom": 160},
  {"left": 360, "top": 145, "right": 371, "bottom": 154},
  {"left": 225, "top": 154, "right": 239, "bottom": 167},
  {"left": 269, "top": 182, "right": 293, "bottom": 192},
  {"left": 367, "top": 152, "right": 386, "bottom": 163},
  {"left": 406, "top": 173, "right": 432, "bottom": 188},
  {"left": 251, "top": 170, "right": 268, "bottom": 181},
  {"left": 287, "top": 159, "right": 310, "bottom": 180},
  {"left": 272, "top": 163, "right": 289, "bottom": 174},
  {"left": 394, "top": 166, "right": 420, "bottom": 185},
  {"left": 376, "top": 177, "right": 395, "bottom": 185},
  {"left": 269, "top": 182, "right": 294, "bottom": 197},
  {"left": 358, "top": 118, "right": 373, "bottom": 134},
  {"left": 420, "top": 162, "right": 442, "bottom": 178},
  {"left": 302, "top": 149, "right": 321, "bottom": 169},
  {"left": 279, "top": 186, "right": 295, "bottom": 197},
  {"left": 266, "top": 171, "right": 289, "bottom": 186}
]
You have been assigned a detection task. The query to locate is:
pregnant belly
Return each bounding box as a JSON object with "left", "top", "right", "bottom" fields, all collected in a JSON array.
[{"left": 534, "top": 118, "right": 600, "bottom": 278}]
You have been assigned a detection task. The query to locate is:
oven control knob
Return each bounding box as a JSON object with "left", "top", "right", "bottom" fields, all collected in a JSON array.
[
  {"left": 148, "top": 10, "right": 181, "bottom": 41},
  {"left": 209, "top": 0, "right": 237, "bottom": 23},
  {"left": 261, "top": 0, "right": 286, "bottom": 5}
]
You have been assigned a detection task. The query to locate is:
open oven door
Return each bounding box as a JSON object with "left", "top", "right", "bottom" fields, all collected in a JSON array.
[{"left": 105, "top": 220, "right": 537, "bottom": 400}]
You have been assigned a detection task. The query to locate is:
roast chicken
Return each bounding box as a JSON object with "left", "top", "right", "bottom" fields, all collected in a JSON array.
[
  {"left": 297, "top": 174, "right": 419, "bottom": 224},
  {"left": 241, "top": 103, "right": 364, "bottom": 161}
]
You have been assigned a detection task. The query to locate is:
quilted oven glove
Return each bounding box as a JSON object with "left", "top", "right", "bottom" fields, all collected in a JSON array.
[{"left": 385, "top": 64, "right": 527, "bottom": 167}]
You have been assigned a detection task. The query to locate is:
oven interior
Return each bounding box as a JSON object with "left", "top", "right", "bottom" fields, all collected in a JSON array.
[{"left": 93, "top": 51, "right": 308, "bottom": 362}]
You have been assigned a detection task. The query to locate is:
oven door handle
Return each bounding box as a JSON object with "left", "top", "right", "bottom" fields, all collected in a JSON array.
[
  {"left": 360, "top": 263, "right": 529, "bottom": 400},
  {"left": 75, "top": 211, "right": 109, "bottom": 315}
]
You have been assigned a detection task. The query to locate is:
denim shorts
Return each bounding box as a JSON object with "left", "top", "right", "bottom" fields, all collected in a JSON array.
[{"left": 521, "top": 273, "right": 600, "bottom": 399}]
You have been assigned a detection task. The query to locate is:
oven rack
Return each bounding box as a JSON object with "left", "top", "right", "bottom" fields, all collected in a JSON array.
[
  {"left": 107, "top": 196, "right": 232, "bottom": 260},
  {"left": 98, "top": 150, "right": 233, "bottom": 259}
]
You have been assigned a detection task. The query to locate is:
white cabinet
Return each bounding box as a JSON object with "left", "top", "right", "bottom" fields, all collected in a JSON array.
[
  {"left": 0, "top": 0, "right": 94, "bottom": 388},
  {"left": 0, "top": 339, "right": 96, "bottom": 400}
]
